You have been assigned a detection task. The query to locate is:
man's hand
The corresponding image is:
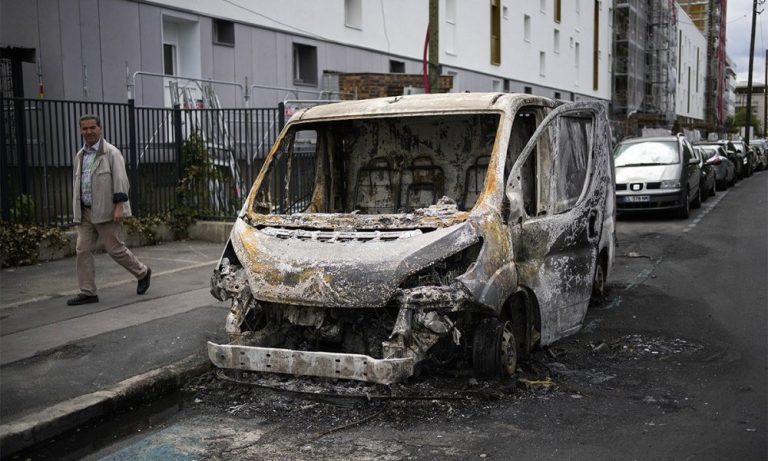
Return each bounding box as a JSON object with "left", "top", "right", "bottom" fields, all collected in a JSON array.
[{"left": 113, "top": 204, "right": 124, "bottom": 223}]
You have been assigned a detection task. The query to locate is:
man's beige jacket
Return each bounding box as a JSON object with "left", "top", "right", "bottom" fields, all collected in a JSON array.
[{"left": 72, "top": 138, "right": 133, "bottom": 224}]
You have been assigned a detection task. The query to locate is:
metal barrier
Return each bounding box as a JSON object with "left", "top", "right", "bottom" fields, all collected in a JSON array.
[{"left": 0, "top": 94, "right": 284, "bottom": 225}]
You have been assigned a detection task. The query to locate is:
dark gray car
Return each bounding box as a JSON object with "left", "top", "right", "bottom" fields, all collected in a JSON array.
[{"left": 614, "top": 135, "right": 701, "bottom": 219}]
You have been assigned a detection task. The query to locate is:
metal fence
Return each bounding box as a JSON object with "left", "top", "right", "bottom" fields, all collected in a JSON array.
[{"left": 0, "top": 94, "right": 284, "bottom": 226}]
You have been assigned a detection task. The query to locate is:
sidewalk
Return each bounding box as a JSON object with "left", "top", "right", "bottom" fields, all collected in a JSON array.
[{"left": 0, "top": 240, "right": 229, "bottom": 455}]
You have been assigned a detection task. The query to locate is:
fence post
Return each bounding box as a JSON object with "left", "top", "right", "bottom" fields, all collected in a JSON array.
[
  {"left": 173, "top": 104, "right": 183, "bottom": 206},
  {"left": 128, "top": 98, "right": 139, "bottom": 216},
  {"left": 13, "top": 95, "right": 29, "bottom": 197},
  {"left": 0, "top": 92, "right": 9, "bottom": 221},
  {"left": 278, "top": 101, "right": 285, "bottom": 130}
]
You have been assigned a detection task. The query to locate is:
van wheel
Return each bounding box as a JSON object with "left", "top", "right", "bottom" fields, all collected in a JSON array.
[
  {"left": 692, "top": 186, "right": 702, "bottom": 209},
  {"left": 473, "top": 319, "right": 517, "bottom": 378},
  {"left": 677, "top": 190, "right": 690, "bottom": 219}
]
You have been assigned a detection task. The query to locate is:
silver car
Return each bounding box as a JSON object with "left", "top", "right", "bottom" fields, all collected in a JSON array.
[
  {"left": 698, "top": 144, "right": 735, "bottom": 188},
  {"left": 614, "top": 135, "right": 701, "bottom": 219}
]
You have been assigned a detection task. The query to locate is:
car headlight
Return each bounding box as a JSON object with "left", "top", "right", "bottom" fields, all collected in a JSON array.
[
  {"left": 743, "top": 157, "right": 748, "bottom": 165},
  {"left": 660, "top": 180, "right": 681, "bottom": 189}
]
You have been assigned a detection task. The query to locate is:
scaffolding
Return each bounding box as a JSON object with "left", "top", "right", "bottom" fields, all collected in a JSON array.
[
  {"left": 646, "top": 0, "right": 677, "bottom": 124},
  {"left": 612, "top": 0, "right": 679, "bottom": 137}
]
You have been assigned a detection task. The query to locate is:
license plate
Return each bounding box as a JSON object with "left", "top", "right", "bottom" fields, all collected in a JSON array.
[{"left": 623, "top": 195, "right": 650, "bottom": 203}]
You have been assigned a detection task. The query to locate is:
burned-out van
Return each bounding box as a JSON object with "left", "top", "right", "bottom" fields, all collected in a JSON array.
[{"left": 208, "top": 93, "right": 615, "bottom": 385}]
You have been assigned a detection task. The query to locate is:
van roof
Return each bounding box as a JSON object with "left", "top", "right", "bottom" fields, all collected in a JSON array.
[{"left": 294, "top": 93, "right": 555, "bottom": 122}]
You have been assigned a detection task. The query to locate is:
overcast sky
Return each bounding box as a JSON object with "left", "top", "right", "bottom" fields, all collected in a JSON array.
[{"left": 727, "top": 0, "right": 765, "bottom": 83}]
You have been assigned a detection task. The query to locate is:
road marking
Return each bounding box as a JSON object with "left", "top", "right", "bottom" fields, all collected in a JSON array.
[
  {"left": 0, "top": 260, "right": 219, "bottom": 310},
  {"left": 682, "top": 189, "right": 728, "bottom": 233}
]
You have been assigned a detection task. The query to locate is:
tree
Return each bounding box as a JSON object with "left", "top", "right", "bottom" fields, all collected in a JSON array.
[{"left": 731, "top": 107, "right": 763, "bottom": 136}]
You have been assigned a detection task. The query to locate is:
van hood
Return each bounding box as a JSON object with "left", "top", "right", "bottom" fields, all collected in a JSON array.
[
  {"left": 229, "top": 217, "right": 480, "bottom": 308},
  {"left": 615, "top": 164, "right": 681, "bottom": 184}
]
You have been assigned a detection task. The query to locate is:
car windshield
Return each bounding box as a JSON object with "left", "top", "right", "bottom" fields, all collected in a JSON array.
[{"left": 614, "top": 140, "right": 679, "bottom": 167}]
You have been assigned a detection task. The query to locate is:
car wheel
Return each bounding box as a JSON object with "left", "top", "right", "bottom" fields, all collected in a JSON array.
[
  {"left": 473, "top": 318, "right": 517, "bottom": 378},
  {"left": 692, "top": 186, "right": 702, "bottom": 209}
]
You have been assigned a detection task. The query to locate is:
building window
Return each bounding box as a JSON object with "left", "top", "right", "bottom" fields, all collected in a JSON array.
[
  {"left": 524, "top": 86, "right": 532, "bottom": 94},
  {"left": 540, "top": 52, "right": 546, "bottom": 77},
  {"left": 345, "top": 0, "right": 362, "bottom": 29},
  {"left": 524, "top": 15, "right": 531, "bottom": 42},
  {"left": 678, "top": 30, "right": 682, "bottom": 82},
  {"left": 493, "top": 79, "right": 502, "bottom": 91},
  {"left": 554, "top": 0, "right": 562, "bottom": 22},
  {"left": 491, "top": 0, "right": 501, "bottom": 65},
  {"left": 696, "top": 48, "right": 700, "bottom": 92},
  {"left": 293, "top": 43, "right": 318, "bottom": 85},
  {"left": 503, "top": 5, "right": 509, "bottom": 20},
  {"left": 213, "top": 19, "right": 234, "bottom": 46},
  {"left": 554, "top": 91, "right": 561, "bottom": 99},
  {"left": 389, "top": 60, "right": 405, "bottom": 73},
  {"left": 446, "top": 0, "right": 456, "bottom": 54},
  {"left": 608, "top": 7, "right": 613, "bottom": 27},
  {"left": 540, "top": 0, "right": 547, "bottom": 13},
  {"left": 593, "top": 0, "right": 599, "bottom": 91},
  {"left": 163, "top": 43, "right": 176, "bottom": 76},
  {"left": 554, "top": 29, "right": 560, "bottom": 53},
  {"left": 575, "top": 41, "right": 580, "bottom": 85}
]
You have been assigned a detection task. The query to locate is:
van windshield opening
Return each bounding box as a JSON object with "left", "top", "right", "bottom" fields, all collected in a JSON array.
[{"left": 251, "top": 113, "right": 501, "bottom": 215}]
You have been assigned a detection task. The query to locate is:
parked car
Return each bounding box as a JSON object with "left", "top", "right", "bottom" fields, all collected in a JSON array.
[
  {"left": 697, "top": 140, "right": 745, "bottom": 180},
  {"left": 693, "top": 146, "right": 716, "bottom": 199},
  {"left": 206, "top": 93, "right": 616, "bottom": 384},
  {"left": 614, "top": 134, "right": 702, "bottom": 219},
  {"left": 731, "top": 140, "right": 754, "bottom": 177},
  {"left": 748, "top": 140, "right": 767, "bottom": 171},
  {"left": 697, "top": 144, "right": 736, "bottom": 188}
]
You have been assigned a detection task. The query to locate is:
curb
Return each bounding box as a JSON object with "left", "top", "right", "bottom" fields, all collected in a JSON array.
[{"left": 0, "top": 352, "right": 212, "bottom": 456}]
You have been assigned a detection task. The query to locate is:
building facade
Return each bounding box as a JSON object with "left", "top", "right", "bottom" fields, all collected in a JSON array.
[
  {"left": 735, "top": 82, "right": 767, "bottom": 137},
  {"left": 678, "top": 0, "right": 727, "bottom": 132},
  {"left": 0, "top": 0, "right": 613, "bottom": 108},
  {"left": 674, "top": 4, "right": 707, "bottom": 123}
]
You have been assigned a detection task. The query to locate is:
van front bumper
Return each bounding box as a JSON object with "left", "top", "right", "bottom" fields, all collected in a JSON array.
[{"left": 208, "top": 341, "right": 415, "bottom": 385}]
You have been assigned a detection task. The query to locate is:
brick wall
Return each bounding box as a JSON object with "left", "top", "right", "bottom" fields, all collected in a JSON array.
[{"left": 337, "top": 73, "right": 453, "bottom": 100}]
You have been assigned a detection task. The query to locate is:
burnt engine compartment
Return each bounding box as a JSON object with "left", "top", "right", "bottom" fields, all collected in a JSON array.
[{"left": 210, "top": 241, "right": 485, "bottom": 372}]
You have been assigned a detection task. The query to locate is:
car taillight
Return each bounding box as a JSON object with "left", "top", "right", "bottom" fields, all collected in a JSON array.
[{"left": 708, "top": 157, "right": 721, "bottom": 166}]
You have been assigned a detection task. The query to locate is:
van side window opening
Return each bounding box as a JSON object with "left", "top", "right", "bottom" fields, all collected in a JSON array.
[
  {"left": 550, "top": 113, "right": 594, "bottom": 214},
  {"left": 506, "top": 109, "right": 542, "bottom": 216},
  {"left": 251, "top": 114, "right": 501, "bottom": 215}
]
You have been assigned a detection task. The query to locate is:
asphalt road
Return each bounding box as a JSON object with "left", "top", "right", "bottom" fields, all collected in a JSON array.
[{"left": 20, "top": 172, "right": 768, "bottom": 461}]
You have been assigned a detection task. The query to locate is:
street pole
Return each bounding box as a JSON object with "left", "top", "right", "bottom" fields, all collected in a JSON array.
[
  {"left": 744, "top": 0, "right": 758, "bottom": 145},
  {"left": 428, "top": 0, "right": 439, "bottom": 93},
  {"left": 764, "top": 49, "right": 767, "bottom": 136}
]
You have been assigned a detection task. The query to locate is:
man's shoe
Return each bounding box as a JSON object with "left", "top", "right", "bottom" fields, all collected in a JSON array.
[
  {"left": 137, "top": 267, "right": 151, "bottom": 295},
  {"left": 67, "top": 293, "right": 99, "bottom": 305}
]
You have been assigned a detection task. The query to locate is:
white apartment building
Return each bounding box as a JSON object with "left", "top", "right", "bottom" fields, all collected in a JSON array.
[
  {"left": 0, "top": 0, "right": 613, "bottom": 107},
  {"left": 674, "top": 4, "right": 706, "bottom": 122}
]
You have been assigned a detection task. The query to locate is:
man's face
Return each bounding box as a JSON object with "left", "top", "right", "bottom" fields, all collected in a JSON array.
[{"left": 80, "top": 119, "right": 102, "bottom": 146}]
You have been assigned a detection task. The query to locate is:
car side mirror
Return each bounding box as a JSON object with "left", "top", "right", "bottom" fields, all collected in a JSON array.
[{"left": 688, "top": 157, "right": 699, "bottom": 166}]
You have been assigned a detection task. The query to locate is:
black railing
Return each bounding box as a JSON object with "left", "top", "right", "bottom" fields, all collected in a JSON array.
[{"left": 0, "top": 94, "right": 284, "bottom": 225}]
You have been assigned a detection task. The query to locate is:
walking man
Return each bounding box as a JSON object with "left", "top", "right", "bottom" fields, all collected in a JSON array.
[{"left": 67, "top": 115, "right": 151, "bottom": 305}]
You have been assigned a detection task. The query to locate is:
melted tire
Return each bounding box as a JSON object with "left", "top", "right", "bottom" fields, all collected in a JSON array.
[{"left": 473, "top": 319, "right": 518, "bottom": 378}]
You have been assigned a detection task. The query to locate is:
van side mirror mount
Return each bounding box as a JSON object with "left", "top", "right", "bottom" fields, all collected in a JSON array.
[{"left": 506, "top": 187, "right": 524, "bottom": 225}]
